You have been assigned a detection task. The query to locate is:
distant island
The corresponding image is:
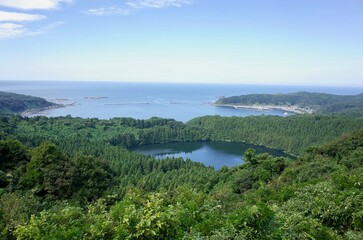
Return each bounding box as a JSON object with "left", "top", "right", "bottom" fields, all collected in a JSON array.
[
  {"left": 215, "top": 92, "right": 363, "bottom": 115},
  {"left": 0, "top": 91, "right": 60, "bottom": 115}
]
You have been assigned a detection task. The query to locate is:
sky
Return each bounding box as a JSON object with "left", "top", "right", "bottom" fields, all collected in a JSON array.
[{"left": 0, "top": 0, "right": 362, "bottom": 86}]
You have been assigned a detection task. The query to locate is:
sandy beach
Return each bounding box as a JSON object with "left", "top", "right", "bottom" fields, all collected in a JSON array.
[{"left": 214, "top": 103, "right": 314, "bottom": 114}]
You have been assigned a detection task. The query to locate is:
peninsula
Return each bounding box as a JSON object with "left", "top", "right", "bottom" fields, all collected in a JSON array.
[
  {"left": 214, "top": 92, "right": 363, "bottom": 115},
  {"left": 0, "top": 91, "right": 60, "bottom": 115}
]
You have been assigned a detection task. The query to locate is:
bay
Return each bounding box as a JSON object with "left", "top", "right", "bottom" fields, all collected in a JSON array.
[
  {"left": 1, "top": 81, "right": 362, "bottom": 122},
  {"left": 133, "top": 141, "right": 293, "bottom": 170}
]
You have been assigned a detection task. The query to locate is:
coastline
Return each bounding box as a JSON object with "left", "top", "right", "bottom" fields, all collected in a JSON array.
[
  {"left": 20, "top": 101, "right": 76, "bottom": 117},
  {"left": 214, "top": 103, "right": 315, "bottom": 114}
]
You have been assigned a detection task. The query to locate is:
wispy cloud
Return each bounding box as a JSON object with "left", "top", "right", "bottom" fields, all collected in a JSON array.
[
  {"left": 84, "top": 7, "right": 131, "bottom": 17},
  {"left": 0, "top": 11, "right": 46, "bottom": 22},
  {"left": 0, "top": 23, "right": 25, "bottom": 39},
  {"left": 126, "top": 0, "right": 192, "bottom": 9},
  {"left": 26, "top": 21, "right": 64, "bottom": 36},
  {"left": 0, "top": 21, "right": 64, "bottom": 40},
  {"left": 0, "top": 0, "right": 72, "bottom": 10},
  {"left": 85, "top": 0, "right": 192, "bottom": 16},
  {"left": 0, "top": 0, "right": 70, "bottom": 40}
]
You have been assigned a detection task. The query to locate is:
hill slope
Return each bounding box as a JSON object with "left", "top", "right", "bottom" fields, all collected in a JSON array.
[
  {"left": 1, "top": 121, "right": 363, "bottom": 239},
  {"left": 188, "top": 115, "right": 363, "bottom": 154},
  {"left": 0, "top": 91, "right": 58, "bottom": 115}
]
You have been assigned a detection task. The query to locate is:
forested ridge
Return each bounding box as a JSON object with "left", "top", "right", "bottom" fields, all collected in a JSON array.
[
  {"left": 0, "top": 92, "right": 57, "bottom": 115},
  {"left": 0, "top": 113, "right": 363, "bottom": 238},
  {"left": 1, "top": 114, "right": 362, "bottom": 156},
  {"left": 188, "top": 115, "right": 363, "bottom": 154},
  {"left": 216, "top": 92, "right": 363, "bottom": 115}
]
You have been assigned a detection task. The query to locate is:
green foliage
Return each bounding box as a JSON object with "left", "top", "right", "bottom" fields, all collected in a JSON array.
[
  {"left": 281, "top": 181, "right": 362, "bottom": 231},
  {"left": 14, "top": 205, "right": 86, "bottom": 240},
  {"left": 111, "top": 192, "right": 181, "bottom": 239},
  {"left": 227, "top": 203, "right": 278, "bottom": 239},
  {"left": 0, "top": 114, "right": 362, "bottom": 238},
  {"left": 318, "top": 129, "right": 363, "bottom": 159},
  {"left": 0, "top": 193, "right": 29, "bottom": 239},
  {"left": 0, "top": 139, "right": 29, "bottom": 172},
  {"left": 15, "top": 142, "right": 115, "bottom": 202},
  {"left": 20, "top": 142, "right": 71, "bottom": 197},
  {"left": 188, "top": 115, "right": 363, "bottom": 154},
  {"left": 232, "top": 154, "right": 290, "bottom": 194},
  {"left": 0, "top": 192, "right": 43, "bottom": 239},
  {"left": 244, "top": 148, "right": 256, "bottom": 165},
  {"left": 71, "top": 155, "right": 114, "bottom": 202},
  {"left": 279, "top": 212, "right": 341, "bottom": 240},
  {"left": 0, "top": 91, "right": 57, "bottom": 115},
  {"left": 0, "top": 115, "right": 217, "bottom": 198},
  {"left": 2, "top": 114, "right": 362, "bottom": 157},
  {"left": 0, "top": 139, "right": 30, "bottom": 188}
]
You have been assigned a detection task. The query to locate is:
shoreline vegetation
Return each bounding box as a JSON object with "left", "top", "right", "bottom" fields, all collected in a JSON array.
[{"left": 214, "top": 103, "right": 314, "bottom": 114}]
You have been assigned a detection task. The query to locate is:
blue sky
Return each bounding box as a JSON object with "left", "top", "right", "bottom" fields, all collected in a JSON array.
[{"left": 0, "top": 0, "right": 362, "bottom": 86}]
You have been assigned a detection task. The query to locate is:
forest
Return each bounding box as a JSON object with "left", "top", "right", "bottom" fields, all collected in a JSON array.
[
  {"left": 216, "top": 92, "right": 363, "bottom": 115},
  {"left": 0, "top": 92, "right": 57, "bottom": 115},
  {"left": 0, "top": 111, "right": 363, "bottom": 239}
]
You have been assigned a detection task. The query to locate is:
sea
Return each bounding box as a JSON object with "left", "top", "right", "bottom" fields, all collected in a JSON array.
[{"left": 1, "top": 80, "right": 362, "bottom": 122}]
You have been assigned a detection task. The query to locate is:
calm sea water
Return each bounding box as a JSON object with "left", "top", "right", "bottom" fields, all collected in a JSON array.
[
  {"left": 133, "top": 141, "right": 292, "bottom": 169},
  {"left": 1, "top": 81, "right": 362, "bottom": 122}
]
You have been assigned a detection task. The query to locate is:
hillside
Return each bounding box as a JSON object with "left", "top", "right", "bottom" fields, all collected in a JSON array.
[
  {"left": 187, "top": 115, "right": 363, "bottom": 155},
  {"left": 215, "top": 92, "right": 363, "bottom": 115},
  {"left": 0, "top": 115, "right": 362, "bottom": 239},
  {"left": 0, "top": 91, "right": 58, "bottom": 115}
]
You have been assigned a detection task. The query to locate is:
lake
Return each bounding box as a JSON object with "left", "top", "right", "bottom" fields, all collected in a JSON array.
[
  {"left": 1, "top": 81, "right": 363, "bottom": 122},
  {"left": 133, "top": 141, "right": 293, "bottom": 169}
]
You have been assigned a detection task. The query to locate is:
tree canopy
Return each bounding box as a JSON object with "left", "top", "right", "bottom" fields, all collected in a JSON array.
[{"left": 0, "top": 108, "right": 362, "bottom": 238}]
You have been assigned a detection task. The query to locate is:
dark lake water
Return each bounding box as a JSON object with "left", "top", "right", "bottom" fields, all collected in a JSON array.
[
  {"left": 1, "top": 81, "right": 362, "bottom": 122},
  {"left": 133, "top": 141, "right": 292, "bottom": 169}
]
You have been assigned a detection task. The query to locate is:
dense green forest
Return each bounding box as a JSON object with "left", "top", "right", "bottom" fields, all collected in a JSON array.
[
  {"left": 188, "top": 115, "right": 363, "bottom": 154},
  {"left": 0, "top": 92, "right": 57, "bottom": 115},
  {"left": 1, "top": 91, "right": 363, "bottom": 239},
  {"left": 215, "top": 92, "right": 363, "bottom": 115},
  {"left": 0, "top": 115, "right": 363, "bottom": 239},
  {"left": 1, "top": 114, "right": 362, "bottom": 156}
]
